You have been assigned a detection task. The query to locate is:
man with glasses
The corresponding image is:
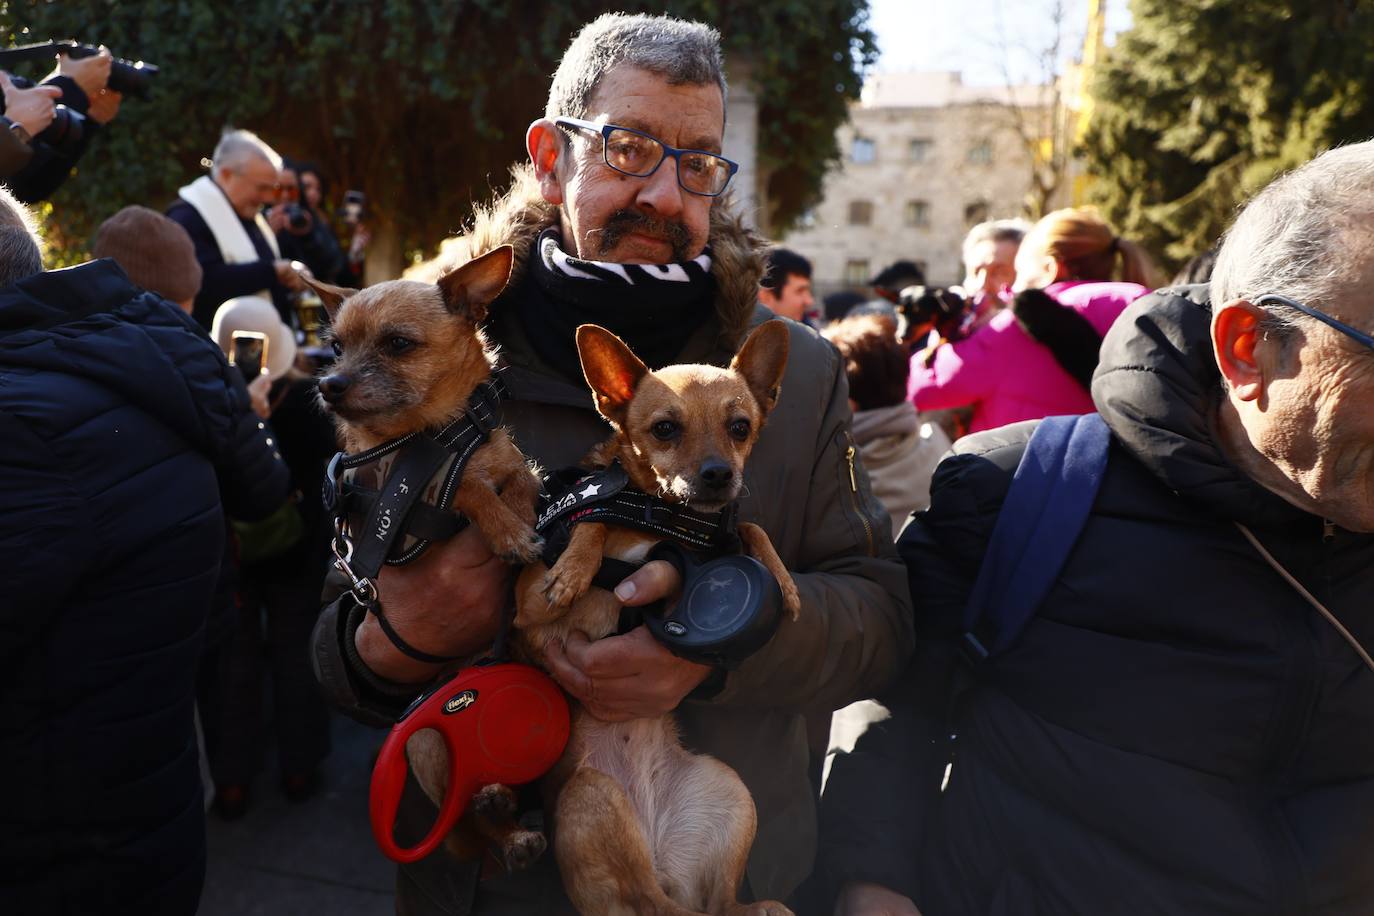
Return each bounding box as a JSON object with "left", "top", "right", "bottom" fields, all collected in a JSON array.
[
  {"left": 823, "top": 143, "right": 1374, "bottom": 914},
  {"left": 166, "top": 128, "right": 308, "bottom": 329},
  {"left": 312, "top": 12, "right": 911, "bottom": 916}
]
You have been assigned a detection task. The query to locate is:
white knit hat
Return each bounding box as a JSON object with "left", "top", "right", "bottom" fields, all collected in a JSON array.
[{"left": 210, "top": 296, "right": 297, "bottom": 381}]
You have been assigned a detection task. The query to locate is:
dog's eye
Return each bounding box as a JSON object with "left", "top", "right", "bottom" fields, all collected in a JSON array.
[
  {"left": 388, "top": 336, "right": 415, "bottom": 354},
  {"left": 651, "top": 420, "right": 680, "bottom": 442},
  {"left": 728, "top": 419, "right": 751, "bottom": 441},
  {"left": 331, "top": 340, "right": 343, "bottom": 357}
]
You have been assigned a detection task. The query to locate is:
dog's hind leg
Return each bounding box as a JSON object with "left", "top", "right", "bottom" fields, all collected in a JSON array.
[{"left": 555, "top": 765, "right": 704, "bottom": 916}]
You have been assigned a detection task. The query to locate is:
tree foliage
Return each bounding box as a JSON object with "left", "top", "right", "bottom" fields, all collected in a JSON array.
[
  {"left": 1079, "top": 0, "right": 1374, "bottom": 271},
  {"left": 1, "top": 0, "right": 874, "bottom": 266}
]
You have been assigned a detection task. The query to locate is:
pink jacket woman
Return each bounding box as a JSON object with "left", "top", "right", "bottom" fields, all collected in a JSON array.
[{"left": 908, "top": 279, "right": 1148, "bottom": 434}]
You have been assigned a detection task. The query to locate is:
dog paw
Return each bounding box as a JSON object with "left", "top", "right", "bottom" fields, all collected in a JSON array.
[
  {"left": 500, "top": 829, "right": 547, "bottom": 872},
  {"left": 472, "top": 783, "right": 518, "bottom": 821},
  {"left": 495, "top": 529, "right": 544, "bottom": 566},
  {"left": 541, "top": 566, "right": 592, "bottom": 609},
  {"left": 727, "top": 902, "right": 794, "bottom": 916},
  {"left": 781, "top": 579, "right": 801, "bottom": 621}
]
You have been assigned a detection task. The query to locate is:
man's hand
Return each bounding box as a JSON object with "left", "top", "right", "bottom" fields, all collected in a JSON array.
[
  {"left": 55, "top": 48, "right": 112, "bottom": 100},
  {"left": 354, "top": 525, "right": 512, "bottom": 684},
  {"left": 246, "top": 371, "right": 273, "bottom": 419},
  {"left": 835, "top": 882, "right": 921, "bottom": 916},
  {"left": 0, "top": 73, "right": 61, "bottom": 137},
  {"left": 542, "top": 559, "right": 711, "bottom": 721},
  {"left": 87, "top": 88, "right": 121, "bottom": 125},
  {"left": 274, "top": 259, "right": 310, "bottom": 291}
]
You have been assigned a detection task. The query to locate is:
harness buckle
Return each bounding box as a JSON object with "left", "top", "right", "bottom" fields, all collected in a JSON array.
[{"left": 331, "top": 532, "right": 378, "bottom": 604}]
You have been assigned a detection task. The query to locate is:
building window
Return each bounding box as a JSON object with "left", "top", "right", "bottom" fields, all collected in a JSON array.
[
  {"left": 848, "top": 200, "right": 874, "bottom": 226},
  {"left": 908, "top": 138, "right": 932, "bottom": 162},
  {"left": 844, "top": 259, "right": 871, "bottom": 286},
  {"left": 904, "top": 200, "right": 931, "bottom": 228},
  {"left": 964, "top": 201, "right": 990, "bottom": 226},
  {"left": 851, "top": 136, "right": 876, "bottom": 164},
  {"left": 967, "top": 140, "right": 993, "bottom": 165}
]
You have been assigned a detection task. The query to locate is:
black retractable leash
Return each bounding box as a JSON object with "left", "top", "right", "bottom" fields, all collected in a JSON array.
[
  {"left": 323, "top": 377, "right": 507, "bottom": 664},
  {"left": 535, "top": 463, "right": 784, "bottom": 670}
]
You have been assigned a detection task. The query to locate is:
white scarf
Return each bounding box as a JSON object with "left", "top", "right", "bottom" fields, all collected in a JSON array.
[{"left": 177, "top": 175, "right": 281, "bottom": 291}]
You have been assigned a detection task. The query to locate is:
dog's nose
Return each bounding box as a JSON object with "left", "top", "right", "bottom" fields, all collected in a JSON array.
[
  {"left": 319, "top": 374, "right": 352, "bottom": 403},
  {"left": 699, "top": 460, "right": 734, "bottom": 491}
]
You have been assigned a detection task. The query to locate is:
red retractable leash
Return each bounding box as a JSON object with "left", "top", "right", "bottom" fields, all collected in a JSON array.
[{"left": 368, "top": 660, "right": 570, "bottom": 863}]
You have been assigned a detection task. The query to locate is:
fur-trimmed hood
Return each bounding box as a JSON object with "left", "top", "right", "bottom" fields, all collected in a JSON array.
[{"left": 407, "top": 164, "right": 766, "bottom": 351}]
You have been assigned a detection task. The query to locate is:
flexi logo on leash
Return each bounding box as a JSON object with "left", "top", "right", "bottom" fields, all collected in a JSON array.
[{"left": 369, "top": 662, "right": 570, "bottom": 863}]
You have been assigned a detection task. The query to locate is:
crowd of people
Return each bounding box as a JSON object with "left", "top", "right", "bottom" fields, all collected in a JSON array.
[{"left": 3, "top": 10, "right": 1374, "bottom": 916}]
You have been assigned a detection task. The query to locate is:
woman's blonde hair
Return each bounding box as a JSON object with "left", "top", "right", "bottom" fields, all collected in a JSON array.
[{"left": 1023, "top": 207, "right": 1160, "bottom": 290}]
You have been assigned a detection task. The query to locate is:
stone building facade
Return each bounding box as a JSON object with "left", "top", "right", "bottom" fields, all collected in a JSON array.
[{"left": 782, "top": 71, "right": 1066, "bottom": 294}]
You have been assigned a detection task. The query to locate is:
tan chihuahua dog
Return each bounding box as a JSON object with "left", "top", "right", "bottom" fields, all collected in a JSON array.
[
  {"left": 513, "top": 320, "right": 801, "bottom": 916},
  {"left": 312, "top": 245, "right": 549, "bottom": 871}
]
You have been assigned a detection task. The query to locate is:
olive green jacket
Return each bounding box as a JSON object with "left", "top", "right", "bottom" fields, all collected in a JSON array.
[{"left": 315, "top": 166, "right": 913, "bottom": 908}]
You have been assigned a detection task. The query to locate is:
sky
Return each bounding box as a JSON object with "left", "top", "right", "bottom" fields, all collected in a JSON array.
[{"left": 866, "top": 0, "right": 1133, "bottom": 86}]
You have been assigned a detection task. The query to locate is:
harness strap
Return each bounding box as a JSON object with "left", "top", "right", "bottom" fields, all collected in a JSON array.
[
  {"left": 338, "top": 486, "right": 471, "bottom": 543},
  {"left": 347, "top": 435, "right": 458, "bottom": 584}
]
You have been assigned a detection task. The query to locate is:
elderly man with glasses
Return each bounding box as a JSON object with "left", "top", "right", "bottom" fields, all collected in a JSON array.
[
  {"left": 311, "top": 12, "right": 911, "bottom": 916},
  {"left": 166, "top": 128, "right": 309, "bottom": 330},
  {"left": 821, "top": 142, "right": 1374, "bottom": 915}
]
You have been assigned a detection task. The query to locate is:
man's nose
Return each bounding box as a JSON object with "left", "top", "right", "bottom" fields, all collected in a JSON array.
[{"left": 635, "top": 157, "right": 686, "bottom": 218}]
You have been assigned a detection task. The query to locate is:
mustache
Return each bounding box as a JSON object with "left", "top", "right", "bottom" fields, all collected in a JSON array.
[{"left": 596, "top": 209, "right": 693, "bottom": 262}]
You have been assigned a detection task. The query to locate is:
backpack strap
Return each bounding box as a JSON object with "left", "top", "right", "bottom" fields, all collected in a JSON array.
[{"left": 961, "top": 412, "right": 1112, "bottom": 662}]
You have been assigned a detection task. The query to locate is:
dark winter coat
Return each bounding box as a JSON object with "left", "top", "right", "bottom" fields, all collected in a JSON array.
[
  {"left": 0, "top": 259, "right": 288, "bottom": 914},
  {"left": 820, "top": 285, "right": 1374, "bottom": 914}
]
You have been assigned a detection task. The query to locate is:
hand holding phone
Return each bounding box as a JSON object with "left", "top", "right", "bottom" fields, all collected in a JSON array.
[{"left": 229, "top": 330, "right": 269, "bottom": 385}]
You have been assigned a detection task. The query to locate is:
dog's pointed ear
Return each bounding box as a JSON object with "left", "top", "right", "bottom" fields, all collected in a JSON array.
[
  {"left": 303, "top": 276, "right": 357, "bottom": 321},
  {"left": 437, "top": 245, "right": 514, "bottom": 323},
  {"left": 730, "top": 320, "right": 790, "bottom": 416},
  {"left": 576, "top": 324, "right": 648, "bottom": 427}
]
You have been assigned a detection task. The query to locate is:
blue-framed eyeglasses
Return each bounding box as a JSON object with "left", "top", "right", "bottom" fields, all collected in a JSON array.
[
  {"left": 554, "top": 116, "right": 739, "bottom": 198},
  {"left": 1254, "top": 293, "right": 1374, "bottom": 352}
]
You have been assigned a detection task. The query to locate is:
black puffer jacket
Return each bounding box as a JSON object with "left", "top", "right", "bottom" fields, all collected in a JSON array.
[
  {"left": 820, "top": 286, "right": 1374, "bottom": 914},
  {"left": 0, "top": 260, "right": 288, "bottom": 914}
]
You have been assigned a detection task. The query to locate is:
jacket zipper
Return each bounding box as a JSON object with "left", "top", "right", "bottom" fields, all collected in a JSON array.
[{"left": 843, "top": 437, "right": 876, "bottom": 556}]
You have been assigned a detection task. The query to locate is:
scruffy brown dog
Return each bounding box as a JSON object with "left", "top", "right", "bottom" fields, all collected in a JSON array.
[
  {"left": 310, "top": 246, "right": 548, "bottom": 871},
  {"left": 513, "top": 320, "right": 801, "bottom": 916}
]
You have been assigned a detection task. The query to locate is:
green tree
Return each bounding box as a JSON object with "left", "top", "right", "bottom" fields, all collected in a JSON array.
[
  {"left": 1, "top": 1, "right": 874, "bottom": 273},
  {"left": 1079, "top": 0, "right": 1374, "bottom": 272}
]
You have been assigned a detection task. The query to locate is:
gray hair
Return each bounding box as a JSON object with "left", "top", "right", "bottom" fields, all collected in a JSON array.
[
  {"left": 0, "top": 185, "right": 43, "bottom": 286},
  {"left": 1213, "top": 140, "right": 1374, "bottom": 340},
  {"left": 212, "top": 128, "right": 282, "bottom": 173},
  {"left": 962, "top": 218, "right": 1032, "bottom": 269},
  {"left": 545, "top": 13, "right": 727, "bottom": 123}
]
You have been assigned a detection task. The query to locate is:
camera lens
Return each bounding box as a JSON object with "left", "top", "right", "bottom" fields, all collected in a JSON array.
[{"left": 107, "top": 59, "right": 158, "bottom": 98}]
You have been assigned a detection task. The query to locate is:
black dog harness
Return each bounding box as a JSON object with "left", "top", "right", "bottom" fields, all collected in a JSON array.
[
  {"left": 535, "top": 461, "right": 741, "bottom": 591},
  {"left": 324, "top": 377, "right": 506, "bottom": 664},
  {"left": 535, "top": 463, "right": 783, "bottom": 669}
]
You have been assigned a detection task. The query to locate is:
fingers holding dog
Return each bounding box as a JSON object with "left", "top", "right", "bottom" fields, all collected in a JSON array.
[{"left": 546, "top": 628, "right": 710, "bottom": 721}]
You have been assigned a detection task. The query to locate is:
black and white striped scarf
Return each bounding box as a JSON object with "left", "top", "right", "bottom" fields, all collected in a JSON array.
[{"left": 512, "top": 228, "right": 717, "bottom": 380}]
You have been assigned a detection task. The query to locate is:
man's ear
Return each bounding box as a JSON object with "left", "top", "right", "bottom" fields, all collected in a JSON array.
[
  {"left": 303, "top": 276, "right": 357, "bottom": 320},
  {"left": 731, "top": 320, "right": 790, "bottom": 415},
  {"left": 437, "top": 245, "right": 514, "bottom": 323},
  {"left": 576, "top": 324, "right": 648, "bottom": 427},
  {"left": 527, "top": 119, "right": 566, "bottom": 207},
  {"left": 1212, "top": 300, "right": 1270, "bottom": 402}
]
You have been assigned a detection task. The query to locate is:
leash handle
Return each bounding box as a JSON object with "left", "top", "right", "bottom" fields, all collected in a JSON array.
[{"left": 368, "top": 664, "right": 572, "bottom": 864}]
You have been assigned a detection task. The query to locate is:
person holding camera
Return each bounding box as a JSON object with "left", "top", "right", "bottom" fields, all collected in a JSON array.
[
  {"left": 0, "top": 47, "right": 122, "bottom": 203},
  {"left": 268, "top": 160, "right": 349, "bottom": 285},
  {"left": 166, "top": 129, "right": 310, "bottom": 331}
]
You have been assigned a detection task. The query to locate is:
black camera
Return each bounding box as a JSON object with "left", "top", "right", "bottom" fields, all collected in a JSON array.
[{"left": 0, "top": 41, "right": 160, "bottom": 99}]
